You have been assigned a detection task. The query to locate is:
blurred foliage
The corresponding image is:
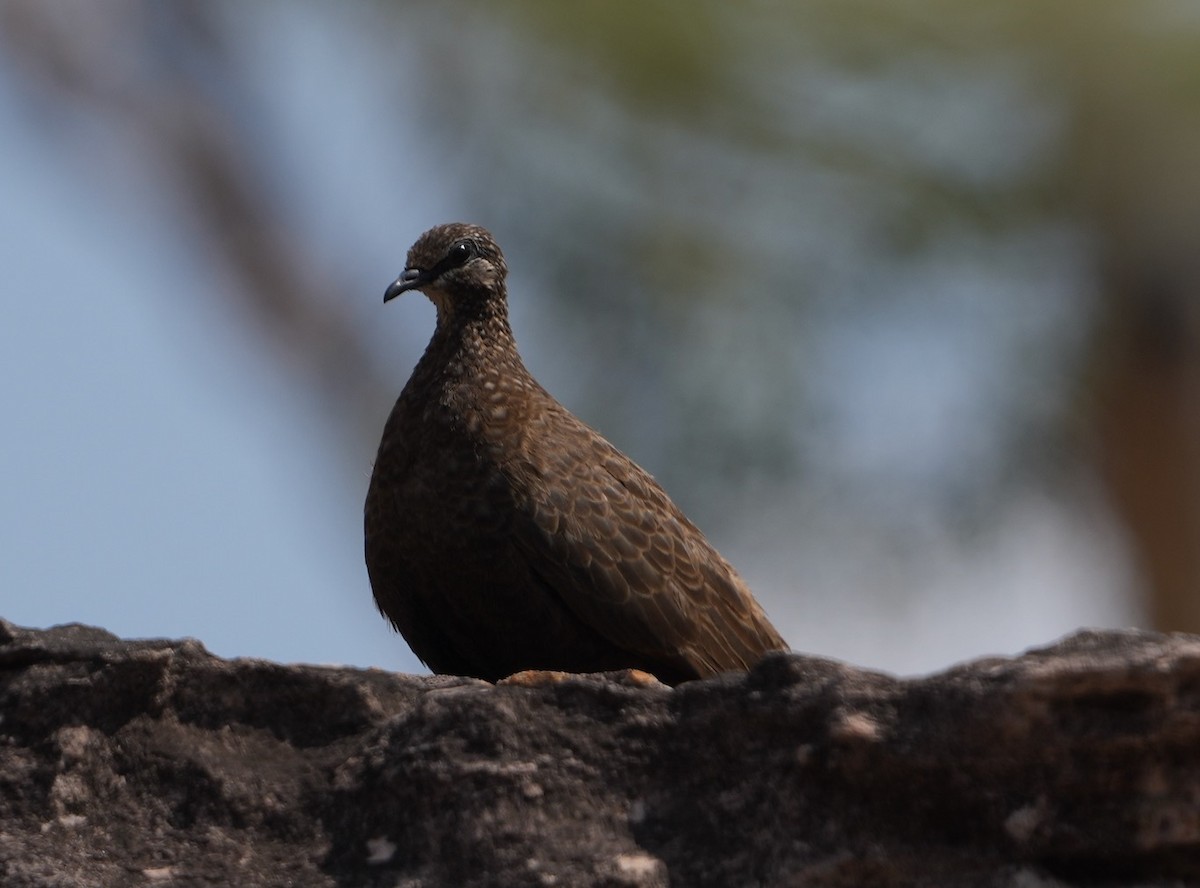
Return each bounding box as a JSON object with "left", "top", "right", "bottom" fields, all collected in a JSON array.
[
  {"left": 393, "top": 1, "right": 1089, "bottom": 498},
  {"left": 5, "top": 0, "right": 1200, "bottom": 627},
  {"left": 393, "top": 0, "right": 1200, "bottom": 628}
]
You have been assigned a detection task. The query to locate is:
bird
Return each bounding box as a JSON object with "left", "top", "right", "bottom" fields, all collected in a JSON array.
[{"left": 364, "top": 223, "right": 788, "bottom": 685}]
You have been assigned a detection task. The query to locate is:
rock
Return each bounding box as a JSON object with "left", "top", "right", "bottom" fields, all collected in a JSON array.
[{"left": 1, "top": 618, "right": 1198, "bottom": 886}]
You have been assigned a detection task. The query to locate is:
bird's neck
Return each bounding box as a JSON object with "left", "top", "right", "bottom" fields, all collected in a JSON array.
[{"left": 417, "top": 296, "right": 529, "bottom": 388}]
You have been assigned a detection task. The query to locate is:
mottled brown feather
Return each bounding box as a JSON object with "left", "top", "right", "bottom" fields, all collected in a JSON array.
[{"left": 365, "top": 223, "right": 788, "bottom": 685}]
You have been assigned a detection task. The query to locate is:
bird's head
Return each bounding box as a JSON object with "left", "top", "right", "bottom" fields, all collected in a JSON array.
[{"left": 384, "top": 223, "right": 508, "bottom": 315}]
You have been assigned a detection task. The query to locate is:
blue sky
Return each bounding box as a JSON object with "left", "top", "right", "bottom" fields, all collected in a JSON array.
[{"left": 0, "top": 5, "right": 423, "bottom": 672}]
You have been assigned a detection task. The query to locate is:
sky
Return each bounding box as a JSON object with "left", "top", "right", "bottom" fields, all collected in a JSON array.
[
  {"left": 0, "top": 3, "right": 1141, "bottom": 678},
  {"left": 0, "top": 4, "right": 426, "bottom": 674}
]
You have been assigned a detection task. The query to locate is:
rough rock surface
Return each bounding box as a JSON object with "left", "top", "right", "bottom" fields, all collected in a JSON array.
[{"left": 1, "top": 619, "right": 1198, "bottom": 887}]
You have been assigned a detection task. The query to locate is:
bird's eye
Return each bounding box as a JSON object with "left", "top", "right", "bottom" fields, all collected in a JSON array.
[{"left": 447, "top": 241, "right": 474, "bottom": 267}]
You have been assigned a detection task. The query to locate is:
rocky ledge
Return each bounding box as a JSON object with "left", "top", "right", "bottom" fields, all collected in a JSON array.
[{"left": 1, "top": 619, "right": 1198, "bottom": 887}]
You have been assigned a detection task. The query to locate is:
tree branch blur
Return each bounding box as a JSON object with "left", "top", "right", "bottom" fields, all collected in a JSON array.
[{"left": 0, "top": 0, "right": 394, "bottom": 454}]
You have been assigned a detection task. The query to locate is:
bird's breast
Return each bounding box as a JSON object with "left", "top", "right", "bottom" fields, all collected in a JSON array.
[{"left": 378, "top": 386, "right": 522, "bottom": 542}]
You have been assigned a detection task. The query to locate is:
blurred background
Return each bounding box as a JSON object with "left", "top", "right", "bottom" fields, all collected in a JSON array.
[{"left": 3, "top": 1, "right": 1198, "bottom": 677}]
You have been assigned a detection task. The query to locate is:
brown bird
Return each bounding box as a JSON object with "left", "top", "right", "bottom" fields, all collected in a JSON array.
[{"left": 365, "top": 223, "right": 788, "bottom": 685}]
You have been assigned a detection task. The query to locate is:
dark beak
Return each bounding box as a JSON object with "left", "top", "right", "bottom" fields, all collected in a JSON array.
[{"left": 384, "top": 267, "right": 424, "bottom": 303}]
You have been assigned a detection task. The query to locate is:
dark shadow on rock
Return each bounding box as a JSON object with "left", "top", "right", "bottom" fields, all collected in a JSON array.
[{"left": 2, "top": 619, "right": 1198, "bottom": 887}]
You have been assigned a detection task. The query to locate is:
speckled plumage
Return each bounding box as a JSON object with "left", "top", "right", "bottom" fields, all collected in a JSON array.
[{"left": 365, "top": 223, "right": 788, "bottom": 685}]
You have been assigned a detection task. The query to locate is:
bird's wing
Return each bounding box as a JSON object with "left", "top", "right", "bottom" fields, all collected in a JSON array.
[{"left": 505, "top": 408, "right": 786, "bottom": 676}]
